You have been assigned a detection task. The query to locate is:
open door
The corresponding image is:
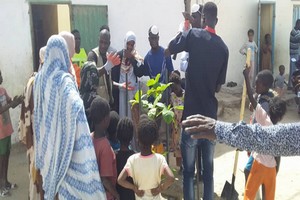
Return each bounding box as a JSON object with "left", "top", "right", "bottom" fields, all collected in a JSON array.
[
  {"left": 71, "top": 5, "right": 108, "bottom": 53},
  {"left": 30, "top": 3, "right": 71, "bottom": 71},
  {"left": 257, "top": 1, "right": 276, "bottom": 73}
]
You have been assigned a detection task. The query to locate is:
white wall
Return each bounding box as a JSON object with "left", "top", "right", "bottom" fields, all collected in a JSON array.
[
  {"left": 72, "top": 0, "right": 185, "bottom": 72},
  {"left": 273, "top": 0, "right": 300, "bottom": 76},
  {"left": 191, "top": 0, "right": 259, "bottom": 85},
  {"left": 0, "top": 0, "right": 33, "bottom": 143}
]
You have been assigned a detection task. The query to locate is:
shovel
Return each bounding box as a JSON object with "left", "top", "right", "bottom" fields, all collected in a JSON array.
[{"left": 221, "top": 48, "right": 251, "bottom": 200}]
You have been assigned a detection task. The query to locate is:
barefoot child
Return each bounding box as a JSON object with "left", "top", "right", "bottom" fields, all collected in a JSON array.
[
  {"left": 240, "top": 29, "right": 258, "bottom": 86},
  {"left": 116, "top": 117, "right": 135, "bottom": 200},
  {"left": 90, "top": 97, "right": 119, "bottom": 200},
  {"left": 0, "top": 70, "right": 23, "bottom": 196},
  {"left": 274, "top": 65, "right": 287, "bottom": 97},
  {"left": 118, "top": 115, "right": 175, "bottom": 199},
  {"left": 243, "top": 67, "right": 286, "bottom": 200}
]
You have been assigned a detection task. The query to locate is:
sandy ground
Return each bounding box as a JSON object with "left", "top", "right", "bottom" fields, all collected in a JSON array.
[{"left": 5, "top": 101, "right": 300, "bottom": 200}]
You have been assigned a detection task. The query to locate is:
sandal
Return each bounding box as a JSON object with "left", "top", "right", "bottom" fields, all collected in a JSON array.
[
  {"left": 5, "top": 182, "right": 17, "bottom": 190},
  {"left": 0, "top": 188, "right": 9, "bottom": 197}
]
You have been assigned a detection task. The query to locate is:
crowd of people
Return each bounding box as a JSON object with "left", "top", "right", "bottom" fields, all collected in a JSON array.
[{"left": 0, "top": 1, "right": 299, "bottom": 200}]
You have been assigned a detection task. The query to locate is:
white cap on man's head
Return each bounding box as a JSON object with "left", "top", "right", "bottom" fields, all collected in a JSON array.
[
  {"left": 149, "top": 25, "right": 159, "bottom": 36},
  {"left": 191, "top": 4, "right": 202, "bottom": 14}
]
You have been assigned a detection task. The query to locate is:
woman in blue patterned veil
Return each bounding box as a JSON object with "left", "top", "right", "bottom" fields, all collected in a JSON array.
[{"left": 33, "top": 35, "right": 106, "bottom": 200}]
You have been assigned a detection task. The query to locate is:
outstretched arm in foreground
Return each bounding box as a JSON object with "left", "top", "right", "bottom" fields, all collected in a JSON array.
[{"left": 182, "top": 114, "right": 300, "bottom": 157}]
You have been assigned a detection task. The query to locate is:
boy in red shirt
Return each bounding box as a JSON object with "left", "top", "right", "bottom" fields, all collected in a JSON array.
[{"left": 90, "top": 96, "right": 119, "bottom": 200}]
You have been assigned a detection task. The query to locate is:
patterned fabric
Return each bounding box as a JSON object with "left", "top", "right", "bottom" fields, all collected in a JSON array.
[
  {"left": 215, "top": 121, "right": 300, "bottom": 157},
  {"left": 18, "top": 74, "right": 42, "bottom": 200},
  {"left": 170, "top": 91, "right": 184, "bottom": 158},
  {"left": 290, "top": 28, "right": 300, "bottom": 55},
  {"left": 33, "top": 35, "right": 106, "bottom": 200},
  {"left": 80, "top": 61, "right": 99, "bottom": 109}
]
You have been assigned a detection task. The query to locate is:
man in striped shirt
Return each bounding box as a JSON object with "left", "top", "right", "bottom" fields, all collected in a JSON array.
[{"left": 289, "top": 19, "right": 300, "bottom": 88}]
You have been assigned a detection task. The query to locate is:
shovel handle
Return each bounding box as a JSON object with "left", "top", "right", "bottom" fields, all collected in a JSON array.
[{"left": 231, "top": 48, "right": 251, "bottom": 186}]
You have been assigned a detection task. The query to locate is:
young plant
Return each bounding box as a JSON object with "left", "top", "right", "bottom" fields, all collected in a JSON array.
[{"left": 130, "top": 74, "right": 183, "bottom": 124}]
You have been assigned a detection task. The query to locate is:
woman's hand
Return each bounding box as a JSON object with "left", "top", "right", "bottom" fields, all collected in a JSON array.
[{"left": 119, "top": 82, "right": 135, "bottom": 91}]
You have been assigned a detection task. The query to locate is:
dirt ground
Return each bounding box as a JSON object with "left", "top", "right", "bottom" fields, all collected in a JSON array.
[{"left": 5, "top": 101, "right": 300, "bottom": 200}]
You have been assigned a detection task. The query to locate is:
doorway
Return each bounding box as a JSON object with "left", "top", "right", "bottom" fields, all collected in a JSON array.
[
  {"left": 30, "top": 3, "right": 108, "bottom": 71},
  {"left": 257, "top": 2, "right": 275, "bottom": 73},
  {"left": 30, "top": 3, "right": 71, "bottom": 71}
]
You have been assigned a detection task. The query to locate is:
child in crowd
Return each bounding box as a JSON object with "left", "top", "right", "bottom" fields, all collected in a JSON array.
[
  {"left": 169, "top": 72, "right": 184, "bottom": 168},
  {"left": 244, "top": 69, "right": 275, "bottom": 185},
  {"left": 118, "top": 115, "right": 175, "bottom": 199},
  {"left": 274, "top": 65, "right": 287, "bottom": 97},
  {"left": 0, "top": 70, "right": 23, "bottom": 196},
  {"left": 240, "top": 29, "right": 258, "bottom": 86},
  {"left": 261, "top": 33, "right": 272, "bottom": 71},
  {"left": 116, "top": 117, "right": 135, "bottom": 200},
  {"left": 107, "top": 111, "right": 121, "bottom": 152},
  {"left": 90, "top": 97, "right": 119, "bottom": 200},
  {"left": 243, "top": 67, "right": 286, "bottom": 200}
]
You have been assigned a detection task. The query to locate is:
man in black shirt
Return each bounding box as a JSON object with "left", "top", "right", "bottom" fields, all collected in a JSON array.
[{"left": 168, "top": 2, "right": 229, "bottom": 200}]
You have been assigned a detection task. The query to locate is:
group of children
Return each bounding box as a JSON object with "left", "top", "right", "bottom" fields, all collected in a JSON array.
[
  {"left": 89, "top": 96, "right": 174, "bottom": 200},
  {"left": 240, "top": 29, "right": 288, "bottom": 98},
  {"left": 242, "top": 66, "right": 287, "bottom": 199}
]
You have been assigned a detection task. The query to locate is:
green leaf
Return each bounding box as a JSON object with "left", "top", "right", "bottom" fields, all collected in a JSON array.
[
  {"left": 154, "top": 74, "right": 161, "bottom": 84},
  {"left": 141, "top": 94, "right": 148, "bottom": 100},
  {"left": 153, "top": 94, "right": 162, "bottom": 106},
  {"left": 174, "top": 105, "right": 184, "bottom": 110},
  {"left": 146, "top": 79, "right": 156, "bottom": 87},
  {"left": 129, "top": 99, "right": 136, "bottom": 104},
  {"left": 134, "top": 90, "right": 142, "bottom": 101},
  {"left": 156, "top": 102, "right": 166, "bottom": 109},
  {"left": 162, "top": 109, "right": 174, "bottom": 124},
  {"left": 160, "top": 82, "right": 173, "bottom": 92},
  {"left": 147, "top": 88, "right": 156, "bottom": 97},
  {"left": 148, "top": 108, "right": 157, "bottom": 119},
  {"left": 167, "top": 104, "right": 171, "bottom": 109}
]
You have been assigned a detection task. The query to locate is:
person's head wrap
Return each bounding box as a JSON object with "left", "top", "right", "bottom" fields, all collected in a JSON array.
[
  {"left": 59, "top": 31, "right": 75, "bottom": 58},
  {"left": 39, "top": 46, "right": 47, "bottom": 64},
  {"left": 124, "top": 31, "right": 136, "bottom": 49},
  {"left": 148, "top": 25, "right": 159, "bottom": 36}
]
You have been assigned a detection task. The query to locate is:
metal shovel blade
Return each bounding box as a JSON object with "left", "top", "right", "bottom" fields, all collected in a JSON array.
[{"left": 221, "top": 181, "right": 239, "bottom": 200}]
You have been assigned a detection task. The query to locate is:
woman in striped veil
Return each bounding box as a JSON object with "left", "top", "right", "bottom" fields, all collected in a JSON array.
[{"left": 33, "top": 35, "right": 106, "bottom": 200}]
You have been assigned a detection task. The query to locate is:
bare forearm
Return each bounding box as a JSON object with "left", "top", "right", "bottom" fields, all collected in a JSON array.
[
  {"left": 102, "top": 177, "right": 119, "bottom": 198},
  {"left": 160, "top": 177, "right": 175, "bottom": 191},
  {"left": 244, "top": 74, "right": 257, "bottom": 108},
  {"left": 118, "top": 179, "right": 135, "bottom": 191}
]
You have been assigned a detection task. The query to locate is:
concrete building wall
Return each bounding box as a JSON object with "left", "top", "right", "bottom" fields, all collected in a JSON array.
[
  {"left": 191, "top": 0, "right": 259, "bottom": 85},
  {"left": 72, "top": 0, "right": 184, "bottom": 71},
  {"left": 0, "top": 0, "right": 33, "bottom": 143}
]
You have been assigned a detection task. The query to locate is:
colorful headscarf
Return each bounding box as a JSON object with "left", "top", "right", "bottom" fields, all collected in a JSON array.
[{"left": 33, "top": 35, "right": 106, "bottom": 200}]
